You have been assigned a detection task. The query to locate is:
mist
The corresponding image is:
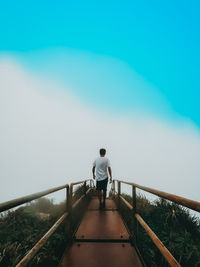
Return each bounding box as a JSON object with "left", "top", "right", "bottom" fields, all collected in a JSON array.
[{"left": 0, "top": 59, "right": 200, "bottom": 204}]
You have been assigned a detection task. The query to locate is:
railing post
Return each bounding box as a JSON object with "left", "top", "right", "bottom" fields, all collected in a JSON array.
[
  {"left": 68, "top": 184, "right": 73, "bottom": 234},
  {"left": 69, "top": 184, "right": 73, "bottom": 213},
  {"left": 118, "top": 181, "right": 121, "bottom": 207},
  {"left": 132, "top": 185, "right": 137, "bottom": 246},
  {"left": 84, "top": 181, "right": 87, "bottom": 196},
  {"left": 84, "top": 180, "right": 88, "bottom": 201},
  {"left": 65, "top": 185, "right": 71, "bottom": 234},
  {"left": 66, "top": 185, "right": 69, "bottom": 211}
]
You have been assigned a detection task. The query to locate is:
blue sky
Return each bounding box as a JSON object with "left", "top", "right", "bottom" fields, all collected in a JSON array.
[
  {"left": 1, "top": 1, "right": 200, "bottom": 202},
  {"left": 0, "top": 0, "right": 200, "bottom": 126}
]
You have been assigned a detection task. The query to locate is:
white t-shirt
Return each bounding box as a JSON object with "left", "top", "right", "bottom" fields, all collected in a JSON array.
[{"left": 93, "top": 157, "right": 111, "bottom": 181}]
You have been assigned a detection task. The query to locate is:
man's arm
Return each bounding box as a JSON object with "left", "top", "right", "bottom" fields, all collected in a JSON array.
[
  {"left": 92, "top": 166, "right": 96, "bottom": 179},
  {"left": 108, "top": 167, "right": 112, "bottom": 183}
]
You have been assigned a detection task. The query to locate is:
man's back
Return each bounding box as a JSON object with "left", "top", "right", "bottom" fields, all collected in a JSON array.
[{"left": 93, "top": 157, "right": 110, "bottom": 181}]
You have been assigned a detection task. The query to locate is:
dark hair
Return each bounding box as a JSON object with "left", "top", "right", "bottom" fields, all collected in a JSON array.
[{"left": 99, "top": 148, "right": 106, "bottom": 156}]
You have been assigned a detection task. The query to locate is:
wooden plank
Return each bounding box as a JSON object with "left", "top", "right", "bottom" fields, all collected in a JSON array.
[
  {"left": 75, "top": 210, "right": 129, "bottom": 240},
  {"left": 88, "top": 198, "right": 117, "bottom": 210},
  {"left": 60, "top": 242, "right": 143, "bottom": 267}
]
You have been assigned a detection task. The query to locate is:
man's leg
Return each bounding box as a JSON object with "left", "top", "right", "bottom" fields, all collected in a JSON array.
[
  {"left": 96, "top": 180, "right": 102, "bottom": 209},
  {"left": 102, "top": 189, "right": 106, "bottom": 208},
  {"left": 102, "top": 178, "right": 108, "bottom": 208},
  {"left": 97, "top": 190, "right": 103, "bottom": 208}
]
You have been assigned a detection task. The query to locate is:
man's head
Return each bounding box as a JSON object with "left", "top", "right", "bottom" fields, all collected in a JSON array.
[{"left": 99, "top": 148, "right": 106, "bottom": 157}]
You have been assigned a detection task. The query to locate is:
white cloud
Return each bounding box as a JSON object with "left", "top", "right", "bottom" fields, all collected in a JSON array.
[{"left": 0, "top": 59, "right": 200, "bottom": 204}]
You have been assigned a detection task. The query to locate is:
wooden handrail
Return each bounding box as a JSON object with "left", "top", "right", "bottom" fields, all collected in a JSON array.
[
  {"left": 114, "top": 179, "right": 200, "bottom": 212},
  {"left": 119, "top": 195, "right": 133, "bottom": 210},
  {"left": 16, "top": 212, "right": 69, "bottom": 267},
  {"left": 0, "top": 179, "right": 94, "bottom": 267},
  {"left": 0, "top": 184, "right": 69, "bottom": 213},
  {"left": 16, "top": 184, "right": 94, "bottom": 267},
  {"left": 113, "top": 179, "right": 200, "bottom": 267},
  {"left": 70, "top": 179, "right": 91, "bottom": 187},
  {"left": 115, "top": 188, "right": 181, "bottom": 266},
  {"left": 135, "top": 214, "right": 181, "bottom": 267}
]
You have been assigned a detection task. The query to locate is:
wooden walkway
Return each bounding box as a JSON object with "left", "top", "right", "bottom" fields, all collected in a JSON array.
[{"left": 60, "top": 197, "right": 143, "bottom": 267}]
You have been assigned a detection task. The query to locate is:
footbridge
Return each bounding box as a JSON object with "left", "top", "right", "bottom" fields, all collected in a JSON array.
[{"left": 0, "top": 179, "right": 200, "bottom": 267}]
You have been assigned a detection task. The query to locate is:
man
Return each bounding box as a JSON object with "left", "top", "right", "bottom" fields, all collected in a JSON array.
[{"left": 92, "top": 148, "right": 112, "bottom": 209}]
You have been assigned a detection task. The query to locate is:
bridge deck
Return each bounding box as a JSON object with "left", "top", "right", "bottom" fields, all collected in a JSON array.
[{"left": 60, "top": 197, "right": 143, "bottom": 267}]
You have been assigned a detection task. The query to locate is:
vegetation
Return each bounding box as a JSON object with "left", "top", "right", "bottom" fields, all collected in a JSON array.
[
  {"left": 1, "top": 186, "right": 199, "bottom": 267},
  {"left": 118, "top": 193, "right": 200, "bottom": 267},
  {"left": 0, "top": 185, "right": 90, "bottom": 267}
]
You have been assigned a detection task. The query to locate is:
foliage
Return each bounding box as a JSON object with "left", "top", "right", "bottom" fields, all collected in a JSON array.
[
  {"left": 0, "top": 184, "right": 90, "bottom": 267},
  {"left": 118, "top": 193, "right": 200, "bottom": 267},
  {"left": 1, "top": 186, "right": 199, "bottom": 267}
]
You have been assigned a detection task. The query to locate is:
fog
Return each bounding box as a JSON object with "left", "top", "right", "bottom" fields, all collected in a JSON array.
[{"left": 0, "top": 59, "right": 200, "bottom": 204}]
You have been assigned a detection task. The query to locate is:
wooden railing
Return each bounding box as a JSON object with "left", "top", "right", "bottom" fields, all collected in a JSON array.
[
  {"left": 111, "top": 179, "right": 200, "bottom": 267},
  {"left": 0, "top": 179, "right": 94, "bottom": 267}
]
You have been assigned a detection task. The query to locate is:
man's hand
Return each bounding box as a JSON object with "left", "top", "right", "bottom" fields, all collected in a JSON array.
[
  {"left": 108, "top": 167, "right": 112, "bottom": 184},
  {"left": 92, "top": 166, "right": 96, "bottom": 180}
]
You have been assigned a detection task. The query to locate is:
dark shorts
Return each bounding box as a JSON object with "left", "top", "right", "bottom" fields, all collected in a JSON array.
[{"left": 96, "top": 178, "right": 108, "bottom": 191}]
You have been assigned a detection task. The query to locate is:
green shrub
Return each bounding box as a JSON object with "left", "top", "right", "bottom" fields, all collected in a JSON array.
[
  {"left": 118, "top": 194, "right": 200, "bottom": 267},
  {"left": 0, "top": 184, "right": 91, "bottom": 267}
]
